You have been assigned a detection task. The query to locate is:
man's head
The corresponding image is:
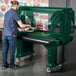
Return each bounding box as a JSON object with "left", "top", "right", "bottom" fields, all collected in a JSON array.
[{"left": 11, "top": 1, "right": 19, "bottom": 10}]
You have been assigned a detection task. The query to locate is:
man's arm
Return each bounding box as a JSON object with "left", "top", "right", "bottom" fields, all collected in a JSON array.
[
  {"left": 13, "top": 12, "right": 31, "bottom": 28},
  {"left": 17, "top": 20, "right": 31, "bottom": 28}
]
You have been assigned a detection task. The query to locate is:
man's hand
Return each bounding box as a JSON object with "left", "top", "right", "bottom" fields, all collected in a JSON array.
[
  {"left": 25, "top": 24, "right": 31, "bottom": 28},
  {"left": 17, "top": 28, "right": 25, "bottom": 32}
]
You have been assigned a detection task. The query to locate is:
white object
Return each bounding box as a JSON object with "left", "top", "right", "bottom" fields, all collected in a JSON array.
[
  {"left": 47, "top": 67, "right": 52, "bottom": 73},
  {"left": 25, "top": 27, "right": 29, "bottom": 31}
]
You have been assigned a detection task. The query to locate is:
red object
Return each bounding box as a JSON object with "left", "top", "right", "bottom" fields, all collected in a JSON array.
[
  {"left": 33, "top": 0, "right": 40, "bottom": 6},
  {"left": 1, "top": 6, "right": 6, "bottom": 12},
  {"left": 37, "top": 24, "right": 43, "bottom": 30},
  {"left": 4, "top": 0, "right": 9, "bottom": 4}
]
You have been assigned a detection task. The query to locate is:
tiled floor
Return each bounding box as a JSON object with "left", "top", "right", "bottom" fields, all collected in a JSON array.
[{"left": 0, "top": 30, "right": 76, "bottom": 76}]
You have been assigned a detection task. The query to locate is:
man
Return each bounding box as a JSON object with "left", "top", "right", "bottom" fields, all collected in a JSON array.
[{"left": 2, "top": 1, "right": 31, "bottom": 70}]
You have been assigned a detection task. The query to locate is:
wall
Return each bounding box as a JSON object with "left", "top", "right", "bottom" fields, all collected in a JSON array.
[
  {"left": 49, "top": 0, "right": 66, "bottom": 7},
  {"left": 69, "top": 0, "right": 76, "bottom": 25},
  {"left": 49, "top": 0, "right": 76, "bottom": 25}
]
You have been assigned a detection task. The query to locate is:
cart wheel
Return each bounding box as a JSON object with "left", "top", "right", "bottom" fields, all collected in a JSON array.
[
  {"left": 15, "top": 58, "right": 20, "bottom": 66},
  {"left": 58, "top": 64, "right": 63, "bottom": 70},
  {"left": 58, "top": 64, "right": 63, "bottom": 67},
  {"left": 47, "top": 67, "right": 52, "bottom": 73}
]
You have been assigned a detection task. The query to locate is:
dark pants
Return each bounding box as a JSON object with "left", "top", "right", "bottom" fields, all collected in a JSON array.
[{"left": 2, "top": 36, "right": 16, "bottom": 68}]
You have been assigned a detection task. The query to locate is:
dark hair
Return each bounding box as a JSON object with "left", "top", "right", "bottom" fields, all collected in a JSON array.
[{"left": 10, "top": 1, "right": 19, "bottom": 5}]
